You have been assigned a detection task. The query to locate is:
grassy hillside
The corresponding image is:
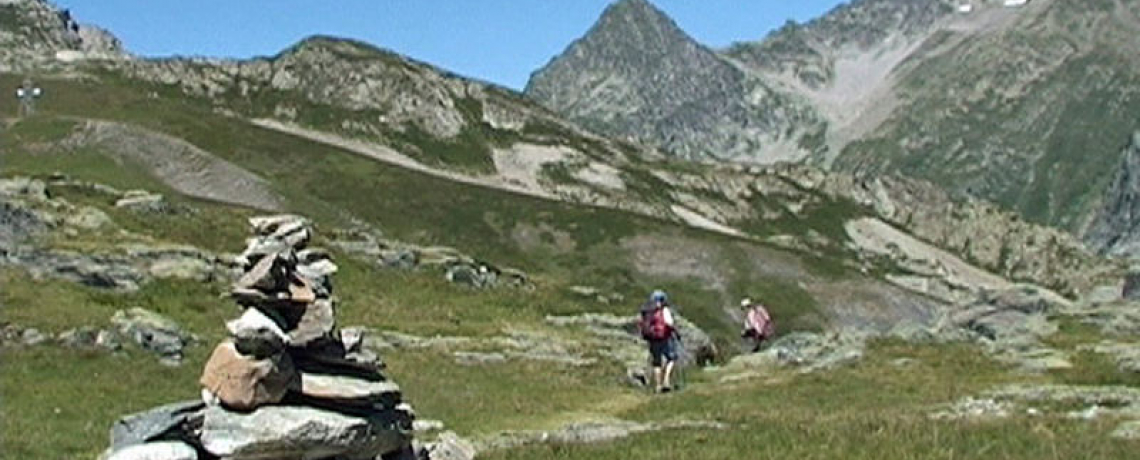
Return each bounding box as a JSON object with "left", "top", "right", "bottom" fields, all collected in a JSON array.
[
  {"left": 0, "top": 64, "right": 863, "bottom": 456},
  {"left": 2, "top": 57, "right": 1137, "bottom": 460}
]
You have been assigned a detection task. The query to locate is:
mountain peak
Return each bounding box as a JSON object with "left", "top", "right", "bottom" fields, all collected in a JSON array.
[
  {"left": 603, "top": 0, "right": 663, "bottom": 21},
  {"left": 525, "top": 0, "right": 825, "bottom": 162},
  {"left": 584, "top": 0, "right": 692, "bottom": 54}
]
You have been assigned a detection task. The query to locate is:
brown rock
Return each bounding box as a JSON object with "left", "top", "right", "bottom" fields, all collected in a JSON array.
[
  {"left": 288, "top": 275, "right": 317, "bottom": 304},
  {"left": 199, "top": 341, "right": 298, "bottom": 410}
]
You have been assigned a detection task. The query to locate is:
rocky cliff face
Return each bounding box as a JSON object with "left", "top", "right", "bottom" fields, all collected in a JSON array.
[
  {"left": 1087, "top": 132, "right": 1140, "bottom": 257},
  {"left": 525, "top": 0, "right": 825, "bottom": 163},
  {"left": 725, "top": 0, "right": 954, "bottom": 90}
]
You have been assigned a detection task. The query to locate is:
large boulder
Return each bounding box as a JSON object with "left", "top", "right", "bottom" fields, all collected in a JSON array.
[
  {"left": 199, "top": 405, "right": 411, "bottom": 460},
  {"left": 952, "top": 287, "right": 1063, "bottom": 342},
  {"left": 111, "top": 307, "right": 194, "bottom": 362},
  {"left": 670, "top": 315, "right": 717, "bottom": 366},
  {"left": 753, "top": 332, "right": 867, "bottom": 372},
  {"left": 199, "top": 341, "right": 298, "bottom": 410}
]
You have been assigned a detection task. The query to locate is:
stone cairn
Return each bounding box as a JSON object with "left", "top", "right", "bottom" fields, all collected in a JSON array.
[{"left": 103, "top": 215, "right": 415, "bottom": 460}]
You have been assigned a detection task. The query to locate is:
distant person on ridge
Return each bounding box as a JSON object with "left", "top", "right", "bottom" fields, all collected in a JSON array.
[
  {"left": 740, "top": 296, "right": 774, "bottom": 352},
  {"left": 639, "top": 289, "right": 679, "bottom": 393}
]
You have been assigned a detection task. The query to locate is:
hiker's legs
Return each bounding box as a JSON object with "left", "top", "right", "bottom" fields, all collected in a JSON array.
[
  {"left": 660, "top": 338, "right": 679, "bottom": 390},
  {"left": 649, "top": 341, "right": 665, "bottom": 391}
]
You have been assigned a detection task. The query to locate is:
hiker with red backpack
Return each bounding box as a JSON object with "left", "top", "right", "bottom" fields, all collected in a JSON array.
[
  {"left": 740, "top": 296, "right": 774, "bottom": 352},
  {"left": 639, "top": 290, "right": 679, "bottom": 393}
]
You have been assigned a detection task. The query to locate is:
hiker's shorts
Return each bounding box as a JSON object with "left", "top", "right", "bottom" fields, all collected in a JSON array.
[{"left": 648, "top": 338, "right": 678, "bottom": 366}]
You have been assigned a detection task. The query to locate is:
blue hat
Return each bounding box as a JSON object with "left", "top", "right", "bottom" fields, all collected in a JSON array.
[{"left": 650, "top": 289, "right": 668, "bottom": 303}]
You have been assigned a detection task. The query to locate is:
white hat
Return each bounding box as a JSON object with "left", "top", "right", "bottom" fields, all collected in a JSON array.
[{"left": 740, "top": 297, "right": 752, "bottom": 308}]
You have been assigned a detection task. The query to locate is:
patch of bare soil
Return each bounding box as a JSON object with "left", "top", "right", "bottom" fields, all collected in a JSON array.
[{"left": 65, "top": 120, "right": 283, "bottom": 210}]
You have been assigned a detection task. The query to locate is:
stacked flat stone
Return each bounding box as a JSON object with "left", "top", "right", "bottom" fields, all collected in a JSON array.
[{"left": 102, "top": 215, "right": 414, "bottom": 460}]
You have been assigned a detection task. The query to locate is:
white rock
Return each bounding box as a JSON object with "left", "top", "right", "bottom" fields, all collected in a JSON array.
[{"left": 102, "top": 441, "right": 198, "bottom": 460}]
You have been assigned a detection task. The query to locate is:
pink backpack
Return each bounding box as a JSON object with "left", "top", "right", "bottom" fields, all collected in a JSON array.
[{"left": 747, "top": 305, "right": 774, "bottom": 338}]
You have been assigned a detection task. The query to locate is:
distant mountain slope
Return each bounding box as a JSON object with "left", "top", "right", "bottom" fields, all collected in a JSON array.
[
  {"left": 723, "top": 0, "right": 956, "bottom": 158},
  {"left": 525, "top": 0, "right": 826, "bottom": 163},
  {"left": 525, "top": 0, "right": 1140, "bottom": 256},
  {"left": 0, "top": 0, "right": 1119, "bottom": 299},
  {"left": 836, "top": 0, "right": 1140, "bottom": 236}
]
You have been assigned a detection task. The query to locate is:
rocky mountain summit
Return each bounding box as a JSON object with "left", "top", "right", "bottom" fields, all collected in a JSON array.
[{"left": 525, "top": 0, "right": 825, "bottom": 163}]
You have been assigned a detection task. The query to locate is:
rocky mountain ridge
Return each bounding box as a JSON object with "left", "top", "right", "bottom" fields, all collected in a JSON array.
[
  {"left": 0, "top": 0, "right": 1122, "bottom": 299},
  {"left": 524, "top": 0, "right": 1140, "bottom": 258},
  {"left": 0, "top": 0, "right": 125, "bottom": 71}
]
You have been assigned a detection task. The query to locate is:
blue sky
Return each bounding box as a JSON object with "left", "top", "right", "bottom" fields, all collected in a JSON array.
[{"left": 57, "top": 0, "right": 846, "bottom": 90}]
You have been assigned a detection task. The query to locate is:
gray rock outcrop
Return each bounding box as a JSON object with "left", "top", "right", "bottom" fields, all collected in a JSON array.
[
  {"left": 1087, "top": 132, "right": 1140, "bottom": 257},
  {"left": 111, "top": 307, "right": 196, "bottom": 364},
  {"left": 330, "top": 228, "right": 530, "bottom": 289}
]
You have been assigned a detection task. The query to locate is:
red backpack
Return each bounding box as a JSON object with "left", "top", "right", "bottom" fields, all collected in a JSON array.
[{"left": 639, "top": 307, "right": 671, "bottom": 340}]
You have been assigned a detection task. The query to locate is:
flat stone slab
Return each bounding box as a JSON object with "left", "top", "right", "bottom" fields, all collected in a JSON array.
[
  {"left": 200, "top": 405, "right": 409, "bottom": 459},
  {"left": 109, "top": 400, "right": 204, "bottom": 451},
  {"left": 299, "top": 373, "right": 401, "bottom": 406}
]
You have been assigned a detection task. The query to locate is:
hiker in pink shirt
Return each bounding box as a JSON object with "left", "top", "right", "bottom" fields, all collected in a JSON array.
[{"left": 740, "top": 297, "right": 774, "bottom": 352}]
